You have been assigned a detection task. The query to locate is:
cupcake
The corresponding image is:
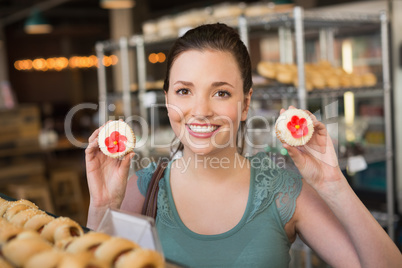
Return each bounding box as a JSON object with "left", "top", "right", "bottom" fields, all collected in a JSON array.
[
  {"left": 98, "top": 121, "right": 136, "bottom": 158},
  {"left": 275, "top": 109, "right": 314, "bottom": 146}
]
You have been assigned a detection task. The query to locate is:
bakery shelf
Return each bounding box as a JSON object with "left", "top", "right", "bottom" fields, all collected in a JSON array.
[
  {"left": 252, "top": 84, "right": 384, "bottom": 100},
  {"left": 307, "top": 85, "right": 384, "bottom": 98},
  {"left": 252, "top": 85, "right": 297, "bottom": 99},
  {"left": 338, "top": 146, "right": 387, "bottom": 171},
  {"left": 245, "top": 10, "right": 381, "bottom": 29}
]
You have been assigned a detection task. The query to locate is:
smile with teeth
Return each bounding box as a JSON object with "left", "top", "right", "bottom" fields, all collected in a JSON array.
[{"left": 188, "top": 124, "right": 219, "bottom": 133}]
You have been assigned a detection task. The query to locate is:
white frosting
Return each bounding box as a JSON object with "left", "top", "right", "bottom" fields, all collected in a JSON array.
[
  {"left": 98, "top": 121, "right": 135, "bottom": 158},
  {"left": 275, "top": 109, "right": 314, "bottom": 146}
]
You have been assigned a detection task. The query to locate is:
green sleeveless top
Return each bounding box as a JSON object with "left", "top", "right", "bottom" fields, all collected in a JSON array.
[{"left": 136, "top": 152, "right": 302, "bottom": 268}]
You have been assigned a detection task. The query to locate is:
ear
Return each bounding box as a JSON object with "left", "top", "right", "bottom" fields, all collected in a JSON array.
[{"left": 241, "top": 88, "right": 253, "bottom": 121}]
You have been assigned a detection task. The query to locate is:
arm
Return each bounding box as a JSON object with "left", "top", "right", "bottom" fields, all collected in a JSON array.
[
  {"left": 120, "top": 174, "right": 145, "bottom": 213},
  {"left": 282, "top": 107, "right": 402, "bottom": 267},
  {"left": 85, "top": 123, "right": 135, "bottom": 230},
  {"left": 289, "top": 180, "right": 360, "bottom": 268}
]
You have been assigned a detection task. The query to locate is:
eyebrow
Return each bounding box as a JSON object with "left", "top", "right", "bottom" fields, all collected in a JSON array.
[
  {"left": 173, "top": 81, "right": 193, "bottom": 87},
  {"left": 173, "top": 80, "right": 234, "bottom": 88}
]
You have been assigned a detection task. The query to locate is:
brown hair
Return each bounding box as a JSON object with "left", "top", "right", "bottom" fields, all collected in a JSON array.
[{"left": 164, "top": 23, "right": 253, "bottom": 156}]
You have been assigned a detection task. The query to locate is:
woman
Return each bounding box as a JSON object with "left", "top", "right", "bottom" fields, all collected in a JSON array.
[{"left": 86, "top": 24, "right": 401, "bottom": 267}]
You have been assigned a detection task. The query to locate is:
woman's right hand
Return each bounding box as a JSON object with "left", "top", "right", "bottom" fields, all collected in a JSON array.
[{"left": 85, "top": 121, "right": 135, "bottom": 210}]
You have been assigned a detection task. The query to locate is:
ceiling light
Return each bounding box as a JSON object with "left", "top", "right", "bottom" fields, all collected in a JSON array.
[
  {"left": 100, "top": 0, "right": 135, "bottom": 9},
  {"left": 24, "top": 9, "right": 52, "bottom": 34}
]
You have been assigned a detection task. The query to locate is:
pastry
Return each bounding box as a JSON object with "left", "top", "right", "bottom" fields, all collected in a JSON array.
[
  {"left": 362, "top": 73, "right": 377, "bottom": 87},
  {"left": 339, "top": 74, "right": 352, "bottom": 88},
  {"left": 156, "top": 16, "right": 176, "bottom": 38},
  {"left": 309, "top": 72, "right": 326, "bottom": 89},
  {"left": 98, "top": 120, "right": 136, "bottom": 158},
  {"left": 94, "top": 237, "right": 140, "bottom": 266},
  {"left": 41, "top": 217, "right": 83, "bottom": 243},
  {"left": 257, "top": 61, "right": 276, "bottom": 79},
  {"left": 275, "top": 109, "right": 314, "bottom": 146},
  {"left": 0, "top": 221, "right": 23, "bottom": 245},
  {"left": 58, "top": 251, "right": 108, "bottom": 268},
  {"left": 245, "top": 2, "right": 274, "bottom": 17},
  {"left": 115, "top": 248, "right": 165, "bottom": 268},
  {"left": 326, "top": 75, "right": 340, "bottom": 89},
  {"left": 0, "top": 256, "right": 13, "bottom": 268},
  {"left": 293, "top": 76, "right": 314, "bottom": 92},
  {"left": 65, "top": 231, "right": 111, "bottom": 253},
  {"left": 0, "top": 196, "right": 7, "bottom": 206},
  {"left": 350, "top": 74, "right": 363, "bottom": 87},
  {"left": 54, "top": 236, "right": 76, "bottom": 250},
  {"left": 213, "top": 3, "right": 244, "bottom": 19},
  {"left": 24, "top": 213, "right": 55, "bottom": 233},
  {"left": 13, "top": 230, "right": 42, "bottom": 240},
  {"left": 276, "top": 69, "right": 294, "bottom": 84},
  {"left": 9, "top": 207, "right": 45, "bottom": 227},
  {"left": 24, "top": 249, "right": 65, "bottom": 268},
  {"left": 4, "top": 203, "right": 36, "bottom": 221},
  {"left": 0, "top": 201, "right": 10, "bottom": 216},
  {"left": 2, "top": 237, "right": 53, "bottom": 267},
  {"left": 142, "top": 20, "right": 158, "bottom": 36}
]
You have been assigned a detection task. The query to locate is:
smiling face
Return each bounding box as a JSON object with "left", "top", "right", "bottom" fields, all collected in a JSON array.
[{"left": 165, "top": 49, "right": 252, "bottom": 156}]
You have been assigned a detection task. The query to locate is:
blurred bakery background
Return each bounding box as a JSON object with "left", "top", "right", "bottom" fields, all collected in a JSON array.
[{"left": 0, "top": 0, "right": 402, "bottom": 265}]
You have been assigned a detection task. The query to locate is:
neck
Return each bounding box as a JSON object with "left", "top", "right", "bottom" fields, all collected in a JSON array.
[{"left": 173, "top": 147, "right": 249, "bottom": 181}]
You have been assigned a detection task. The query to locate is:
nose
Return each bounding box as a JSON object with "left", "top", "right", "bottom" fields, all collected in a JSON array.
[{"left": 191, "top": 94, "right": 214, "bottom": 118}]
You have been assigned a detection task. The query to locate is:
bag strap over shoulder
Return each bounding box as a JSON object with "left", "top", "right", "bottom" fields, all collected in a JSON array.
[{"left": 141, "top": 160, "right": 168, "bottom": 219}]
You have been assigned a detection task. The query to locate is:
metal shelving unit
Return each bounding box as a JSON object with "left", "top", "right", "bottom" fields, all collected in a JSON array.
[
  {"left": 96, "top": 5, "right": 395, "bottom": 245},
  {"left": 239, "top": 7, "right": 395, "bottom": 241}
]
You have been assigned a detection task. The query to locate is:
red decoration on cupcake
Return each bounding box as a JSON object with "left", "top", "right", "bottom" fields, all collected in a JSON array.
[
  {"left": 287, "top": 116, "right": 308, "bottom": 139},
  {"left": 105, "top": 131, "right": 127, "bottom": 153}
]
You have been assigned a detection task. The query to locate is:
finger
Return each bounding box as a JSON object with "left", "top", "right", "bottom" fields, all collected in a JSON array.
[
  {"left": 303, "top": 110, "right": 326, "bottom": 134},
  {"left": 121, "top": 152, "right": 135, "bottom": 167},
  {"left": 312, "top": 120, "right": 328, "bottom": 137},
  {"left": 288, "top": 105, "right": 297, "bottom": 109},
  {"left": 85, "top": 138, "right": 99, "bottom": 154},
  {"left": 88, "top": 128, "right": 101, "bottom": 143},
  {"left": 303, "top": 109, "right": 318, "bottom": 122},
  {"left": 280, "top": 108, "right": 286, "bottom": 114}
]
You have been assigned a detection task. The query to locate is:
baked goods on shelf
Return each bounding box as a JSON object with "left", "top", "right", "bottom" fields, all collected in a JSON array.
[
  {"left": 0, "top": 197, "right": 165, "bottom": 268},
  {"left": 156, "top": 16, "right": 176, "bottom": 38},
  {"left": 130, "top": 80, "right": 164, "bottom": 92},
  {"left": 275, "top": 109, "right": 314, "bottom": 147},
  {"left": 98, "top": 120, "right": 136, "bottom": 158},
  {"left": 244, "top": 2, "right": 274, "bottom": 17},
  {"left": 257, "top": 60, "right": 378, "bottom": 90},
  {"left": 212, "top": 2, "right": 245, "bottom": 19}
]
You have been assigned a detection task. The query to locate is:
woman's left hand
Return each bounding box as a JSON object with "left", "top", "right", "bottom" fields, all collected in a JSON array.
[{"left": 280, "top": 107, "right": 344, "bottom": 190}]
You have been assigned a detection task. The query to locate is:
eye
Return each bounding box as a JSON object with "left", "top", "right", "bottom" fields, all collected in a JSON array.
[
  {"left": 176, "top": 88, "right": 191, "bottom": 95},
  {"left": 214, "top": 90, "right": 231, "bottom": 98}
]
